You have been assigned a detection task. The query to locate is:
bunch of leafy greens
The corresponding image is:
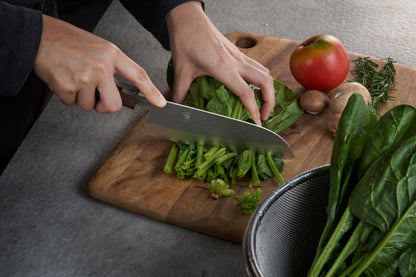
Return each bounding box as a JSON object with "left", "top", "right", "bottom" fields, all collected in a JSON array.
[
  {"left": 307, "top": 93, "right": 416, "bottom": 277},
  {"left": 165, "top": 60, "right": 303, "bottom": 214}
]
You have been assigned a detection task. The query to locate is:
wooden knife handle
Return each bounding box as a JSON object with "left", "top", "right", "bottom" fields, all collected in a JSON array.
[
  {"left": 117, "top": 86, "right": 140, "bottom": 109},
  {"left": 95, "top": 81, "right": 143, "bottom": 110}
]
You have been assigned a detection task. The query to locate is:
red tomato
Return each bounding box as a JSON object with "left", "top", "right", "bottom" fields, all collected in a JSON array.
[{"left": 289, "top": 34, "right": 349, "bottom": 92}]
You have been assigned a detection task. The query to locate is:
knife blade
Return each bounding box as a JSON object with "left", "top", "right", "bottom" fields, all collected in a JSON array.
[{"left": 115, "top": 80, "right": 294, "bottom": 158}]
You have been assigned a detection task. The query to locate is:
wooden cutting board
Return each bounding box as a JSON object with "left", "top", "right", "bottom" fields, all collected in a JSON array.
[{"left": 86, "top": 32, "right": 416, "bottom": 243}]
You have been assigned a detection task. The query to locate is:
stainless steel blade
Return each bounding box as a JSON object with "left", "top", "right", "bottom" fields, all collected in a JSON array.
[{"left": 143, "top": 102, "right": 294, "bottom": 158}]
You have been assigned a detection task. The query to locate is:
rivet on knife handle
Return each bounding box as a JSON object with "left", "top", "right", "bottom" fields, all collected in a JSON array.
[{"left": 115, "top": 80, "right": 144, "bottom": 109}]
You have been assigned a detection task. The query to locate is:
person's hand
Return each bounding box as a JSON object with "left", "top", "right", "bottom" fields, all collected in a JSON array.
[
  {"left": 33, "top": 15, "right": 166, "bottom": 113},
  {"left": 166, "top": 1, "right": 275, "bottom": 125}
]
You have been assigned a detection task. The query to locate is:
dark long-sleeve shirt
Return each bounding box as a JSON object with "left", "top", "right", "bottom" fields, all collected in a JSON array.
[{"left": 0, "top": 0, "right": 202, "bottom": 96}]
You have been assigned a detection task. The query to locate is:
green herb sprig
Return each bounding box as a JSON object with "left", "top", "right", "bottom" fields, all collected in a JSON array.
[{"left": 350, "top": 56, "right": 397, "bottom": 112}]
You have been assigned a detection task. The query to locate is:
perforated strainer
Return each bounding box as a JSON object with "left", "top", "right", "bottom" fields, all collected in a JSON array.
[{"left": 243, "top": 165, "right": 330, "bottom": 277}]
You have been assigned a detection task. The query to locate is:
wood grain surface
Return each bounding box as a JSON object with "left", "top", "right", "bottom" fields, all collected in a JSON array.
[{"left": 86, "top": 32, "right": 416, "bottom": 243}]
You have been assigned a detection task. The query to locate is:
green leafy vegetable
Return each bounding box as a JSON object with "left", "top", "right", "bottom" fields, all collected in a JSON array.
[
  {"left": 263, "top": 81, "right": 304, "bottom": 133},
  {"left": 256, "top": 154, "right": 272, "bottom": 180},
  {"left": 238, "top": 188, "right": 262, "bottom": 215},
  {"left": 358, "top": 104, "right": 416, "bottom": 176},
  {"left": 307, "top": 94, "right": 416, "bottom": 277},
  {"left": 314, "top": 94, "right": 378, "bottom": 257},
  {"left": 165, "top": 62, "right": 301, "bottom": 212},
  {"left": 206, "top": 178, "right": 236, "bottom": 198},
  {"left": 399, "top": 248, "right": 416, "bottom": 277}
]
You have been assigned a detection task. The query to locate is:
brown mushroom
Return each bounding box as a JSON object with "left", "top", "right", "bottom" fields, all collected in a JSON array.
[
  {"left": 300, "top": 90, "right": 329, "bottom": 114},
  {"left": 327, "top": 82, "right": 372, "bottom": 134}
]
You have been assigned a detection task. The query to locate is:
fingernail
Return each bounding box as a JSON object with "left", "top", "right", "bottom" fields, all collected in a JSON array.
[
  {"left": 255, "top": 119, "right": 262, "bottom": 126},
  {"left": 158, "top": 95, "right": 167, "bottom": 107}
]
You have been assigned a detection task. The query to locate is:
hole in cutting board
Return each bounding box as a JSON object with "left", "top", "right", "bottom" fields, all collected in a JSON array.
[{"left": 235, "top": 37, "right": 257, "bottom": 49}]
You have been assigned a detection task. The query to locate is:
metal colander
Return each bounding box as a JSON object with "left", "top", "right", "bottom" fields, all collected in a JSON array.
[{"left": 243, "top": 165, "right": 330, "bottom": 277}]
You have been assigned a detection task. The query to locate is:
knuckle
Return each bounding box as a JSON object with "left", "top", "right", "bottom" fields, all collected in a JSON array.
[
  {"left": 77, "top": 74, "right": 92, "bottom": 87},
  {"left": 256, "top": 70, "right": 273, "bottom": 86},
  {"left": 135, "top": 66, "right": 150, "bottom": 82},
  {"left": 55, "top": 82, "right": 77, "bottom": 96},
  {"left": 101, "top": 41, "right": 121, "bottom": 57}
]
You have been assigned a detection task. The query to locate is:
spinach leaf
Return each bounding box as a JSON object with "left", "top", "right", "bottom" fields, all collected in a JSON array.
[
  {"left": 350, "top": 200, "right": 416, "bottom": 276},
  {"left": 205, "top": 85, "right": 237, "bottom": 117},
  {"left": 359, "top": 104, "right": 416, "bottom": 176},
  {"left": 399, "top": 248, "right": 416, "bottom": 277},
  {"left": 328, "top": 94, "right": 378, "bottom": 222},
  {"left": 256, "top": 154, "right": 272, "bottom": 180},
  {"left": 263, "top": 80, "right": 304, "bottom": 133},
  {"left": 349, "top": 137, "right": 416, "bottom": 233},
  {"left": 236, "top": 150, "right": 253, "bottom": 178},
  {"left": 345, "top": 137, "right": 416, "bottom": 276},
  {"left": 316, "top": 94, "right": 378, "bottom": 256}
]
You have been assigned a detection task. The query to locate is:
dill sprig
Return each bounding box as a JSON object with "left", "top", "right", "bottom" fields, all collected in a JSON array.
[{"left": 350, "top": 56, "right": 397, "bottom": 111}]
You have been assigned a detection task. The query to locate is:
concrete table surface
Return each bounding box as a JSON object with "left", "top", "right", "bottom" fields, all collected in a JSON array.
[{"left": 1, "top": 0, "right": 415, "bottom": 276}]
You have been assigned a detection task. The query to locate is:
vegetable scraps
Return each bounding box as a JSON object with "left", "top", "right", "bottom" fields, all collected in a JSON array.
[
  {"left": 238, "top": 188, "right": 262, "bottom": 215},
  {"left": 165, "top": 61, "right": 303, "bottom": 214},
  {"left": 307, "top": 93, "right": 416, "bottom": 277}
]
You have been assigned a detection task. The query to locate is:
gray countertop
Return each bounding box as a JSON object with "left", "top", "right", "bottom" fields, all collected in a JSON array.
[{"left": 1, "top": 0, "right": 415, "bottom": 276}]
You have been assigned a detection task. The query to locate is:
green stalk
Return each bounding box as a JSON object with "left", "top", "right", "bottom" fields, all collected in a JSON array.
[
  {"left": 324, "top": 220, "right": 366, "bottom": 277},
  {"left": 250, "top": 150, "right": 260, "bottom": 188},
  {"left": 163, "top": 143, "right": 178, "bottom": 173},
  {"left": 338, "top": 255, "right": 367, "bottom": 277},
  {"left": 308, "top": 208, "right": 355, "bottom": 277},
  {"left": 194, "top": 147, "right": 226, "bottom": 180},
  {"left": 204, "top": 146, "right": 219, "bottom": 160},
  {"left": 231, "top": 100, "right": 243, "bottom": 120},
  {"left": 195, "top": 144, "right": 204, "bottom": 168},
  {"left": 266, "top": 153, "right": 284, "bottom": 184},
  {"left": 215, "top": 152, "right": 237, "bottom": 165}
]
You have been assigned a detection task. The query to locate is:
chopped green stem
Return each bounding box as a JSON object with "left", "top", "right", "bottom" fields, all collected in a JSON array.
[
  {"left": 266, "top": 153, "right": 284, "bottom": 184},
  {"left": 204, "top": 146, "right": 219, "bottom": 160},
  {"left": 195, "top": 144, "right": 204, "bottom": 168},
  {"left": 215, "top": 152, "right": 237, "bottom": 165},
  {"left": 194, "top": 148, "right": 226, "bottom": 180},
  {"left": 250, "top": 150, "right": 260, "bottom": 188},
  {"left": 163, "top": 143, "right": 178, "bottom": 173}
]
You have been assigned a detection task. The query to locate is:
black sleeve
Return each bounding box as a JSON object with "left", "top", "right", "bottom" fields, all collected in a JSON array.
[
  {"left": 0, "top": 1, "right": 43, "bottom": 96},
  {"left": 119, "top": 0, "right": 204, "bottom": 50}
]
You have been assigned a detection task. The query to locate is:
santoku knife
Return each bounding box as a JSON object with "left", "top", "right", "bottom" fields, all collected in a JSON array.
[{"left": 116, "top": 79, "right": 294, "bottom": 158}]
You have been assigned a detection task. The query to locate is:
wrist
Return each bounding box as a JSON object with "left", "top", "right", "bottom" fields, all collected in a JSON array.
[{"left": 167, "top": 1, "right": 205, "bottom": 31}]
